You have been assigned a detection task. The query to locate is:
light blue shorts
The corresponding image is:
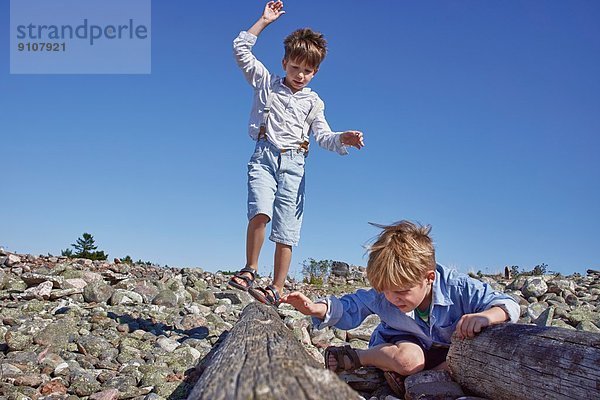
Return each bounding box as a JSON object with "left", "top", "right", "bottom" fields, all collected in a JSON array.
[{"left": 247, "top": 139, "right": 306, "bottom": 246}]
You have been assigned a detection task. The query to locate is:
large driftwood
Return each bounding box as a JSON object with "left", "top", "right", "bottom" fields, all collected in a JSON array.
[
  {"left": 187, "top": 302, "right": 360, "bottom": 400},
  {"left": 447, "top": 323, "right": 600, "bottom": 400}
]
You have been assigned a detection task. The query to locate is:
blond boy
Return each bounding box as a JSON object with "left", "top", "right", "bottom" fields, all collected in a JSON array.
[{"left": 283, "top": 221, "right": 519, "bottom": 394}]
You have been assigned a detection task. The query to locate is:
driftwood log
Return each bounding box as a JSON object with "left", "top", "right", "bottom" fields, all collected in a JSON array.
[
  {"left": 187, "top": 302, "right": 360, "bottom": 400},
  {"left": 447, "top": 323, "right": 600, "bottom": 400}
]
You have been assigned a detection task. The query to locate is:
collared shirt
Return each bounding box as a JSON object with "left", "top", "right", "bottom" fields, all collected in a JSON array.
[
  {"left": 312, "top": 264, "right": 520, "bottom": 349},
  {"left": 233, "top": 31, "right": 348, "bottom": 154}
]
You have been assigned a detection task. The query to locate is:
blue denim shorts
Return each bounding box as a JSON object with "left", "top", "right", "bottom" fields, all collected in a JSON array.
[{"left": 247, "top": 139, "right": 306, "bottom": 246}]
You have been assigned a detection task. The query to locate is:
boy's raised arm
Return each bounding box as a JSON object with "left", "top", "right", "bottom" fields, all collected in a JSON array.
[{"left": 248, "top": 1, "right": 286, "bottom": 37}]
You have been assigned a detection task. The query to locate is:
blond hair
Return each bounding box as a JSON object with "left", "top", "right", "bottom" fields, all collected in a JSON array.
[
  {"left": 366, "top": 221, "right": 436, "bottom": 292},
  {"left": 283, "top": 28, "right": 327, "bottom": 69}
]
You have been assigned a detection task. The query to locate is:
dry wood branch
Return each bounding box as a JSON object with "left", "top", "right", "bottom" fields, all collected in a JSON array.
[
  {"left": 187, "top": 302, "right": 360, "bottom": 400},
  {"left": 447, "top": 323, "right": 600, "bottom": 400}
]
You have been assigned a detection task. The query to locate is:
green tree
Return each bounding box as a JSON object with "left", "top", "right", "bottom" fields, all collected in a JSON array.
[
  {"left": 62, "top": 233, "right": 108, "bottom": 261},
  {"left": 510, "top": 265, "right": 521, "bottom": 277},
  {"left": 532, "top": 263, "right": 548, "bottom": 275},
  {"left": 301, "top": 258, "right": 332, "bottom": 285}
]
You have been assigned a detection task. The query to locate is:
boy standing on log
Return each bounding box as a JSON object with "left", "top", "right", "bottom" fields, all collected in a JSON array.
[
  {"left": 228, "top": 1, "right": 364, "bottom": 306},
  {"left": 283, "top": 220, "right": 520, "bottom": 394}
]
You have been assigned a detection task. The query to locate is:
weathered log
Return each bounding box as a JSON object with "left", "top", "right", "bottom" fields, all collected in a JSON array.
[
  {"left": 447, "top": 323, "right": 600, "bottom": 400},
  {"left": 187, "top": 302, "right": 360, "bottom": 400}
]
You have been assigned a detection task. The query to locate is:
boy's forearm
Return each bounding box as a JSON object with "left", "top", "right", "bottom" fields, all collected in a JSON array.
[
  {"left": 248, "top": 17, "right": 271, "bottom": 37},
  {"left": 311, "top": 302, "right": 328, "bottom": 320},
  {"left": 482, "top": 306, "right": 510, "bottom": 324}
]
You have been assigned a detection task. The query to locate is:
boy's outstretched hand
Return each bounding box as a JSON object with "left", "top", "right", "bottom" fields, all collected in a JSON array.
[
  {"left": 340, "top": 130, "right": 365, "bottom": 149},
  {"left": 262, "top": 1, "right": 286, "bottom": 24},
  {"left": 281, "top": 291, "right": 327, "bottom": 319}
]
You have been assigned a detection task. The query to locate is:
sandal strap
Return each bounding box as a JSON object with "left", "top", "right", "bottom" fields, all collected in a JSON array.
[
  {"left": 326, "top": 345, "right": 361, "bottom": 372},
  {"left": 237, "top": 266, "right": 256, "bottom": 279},
  {"left": 342, "top": 345, "right": 361, "bottom": 369},
  {"left": 250, "top": 285, "right": 281, "bottom": 306},
  {"left": 265, "top": 285, "right": 280, "bottom": 302}
]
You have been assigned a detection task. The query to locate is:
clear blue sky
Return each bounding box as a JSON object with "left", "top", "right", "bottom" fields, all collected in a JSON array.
[{"left": 2, "top": 1, "right": 599, "bottom": 277}]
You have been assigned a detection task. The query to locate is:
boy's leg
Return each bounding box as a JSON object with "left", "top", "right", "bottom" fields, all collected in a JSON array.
[
  {"left": 329, "top": 342, "right": 426, "bottom": 376},
  {"left": 271, "top": 241, "right": 292, "bottom": 294},
  {"left": 268, "top": 150, "right": 306, "bottom": 297},
  {"left": 246, "top": 213, "right": 270, "bottom": 269},
  {"left": 232, "top": 142, "right": 277, "bottom": 288},
  {"left": 231, "top": 213, "right": 270, "bottom": 287}
]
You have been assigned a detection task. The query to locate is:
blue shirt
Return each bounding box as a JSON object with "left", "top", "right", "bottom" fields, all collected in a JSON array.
[{"left": 313, "top": 264, "right": 520, "bottom": 349}]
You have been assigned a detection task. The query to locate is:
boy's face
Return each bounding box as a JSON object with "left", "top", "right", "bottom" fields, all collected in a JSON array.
[
  {"left": 282, "top": 58, "right": 318, "bottom": 93},
  {"left": 382, "top": 270, "right": 436, "bottom": 313}
]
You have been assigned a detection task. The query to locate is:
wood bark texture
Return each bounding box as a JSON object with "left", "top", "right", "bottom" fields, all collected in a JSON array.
[
  {"left": 187, "top": 302, "right": 360, "bottom": 400},
  {"left": 447, "top": 323, "right": 600, "bottom": 400}
]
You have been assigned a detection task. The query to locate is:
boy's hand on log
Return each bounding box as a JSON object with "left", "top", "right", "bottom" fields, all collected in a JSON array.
[
  {"left": 455, "top": 312, "right": 491, "bottom": 339},
  {"left": 281, "top": 291, "right": 327, "bottom": 319}
]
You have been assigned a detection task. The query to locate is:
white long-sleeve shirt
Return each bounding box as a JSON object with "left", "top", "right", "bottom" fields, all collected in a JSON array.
[{"left": 233, "top": 31, "right": 348, "bottom": 155}]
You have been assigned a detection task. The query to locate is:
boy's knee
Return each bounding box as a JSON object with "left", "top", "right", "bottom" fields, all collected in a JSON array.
[
  {"left": 250, "top": 213, "right": 270, "bottom": 225},
  {"left": 391, "top": 343, "right": 425, "bottom": 375}
]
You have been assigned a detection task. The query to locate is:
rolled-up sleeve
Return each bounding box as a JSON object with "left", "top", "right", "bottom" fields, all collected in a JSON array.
[
  {"left": 310, "top": 106, "right": 349, "bottom": 155},
  {"left": 462, "top": 277, "right": 520, "bottom": 323},
  {"left": 311, "top": 289, "right": 377, "bottom": 330}
]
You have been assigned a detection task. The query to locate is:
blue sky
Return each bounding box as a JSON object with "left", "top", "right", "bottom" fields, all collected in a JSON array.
[{"left": 2, "top": 0, "right": 599, "bottom": 277}]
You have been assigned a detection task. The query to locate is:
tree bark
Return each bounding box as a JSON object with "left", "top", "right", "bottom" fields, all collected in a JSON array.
[
  {"left": 447, "top": 323, "right": 600, "bottom": 400},
  {"left": 187, "top": 302, "right": 361, "bottom": 400}
]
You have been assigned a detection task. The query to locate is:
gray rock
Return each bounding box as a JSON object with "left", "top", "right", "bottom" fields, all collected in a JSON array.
[
  {"left": 5, "top": 254, "right": 22, "bottom": 267},
  {"left": 526, "top": 302, "right": 548, "bottom": 320},
  {"left": 4, "top": 327, "right": 34, "bottom": 351},
  {"left": 110, "top": 289, "right": 144, "bottom": 305},
  {"left": 576, "top": 321, "right": 600, "bottom": 332},
  {"left": 83, "top": 280, "right": 114, "bottom": 303},
  {"left": 533, "top": 306, "right": 555, "bottom": 327},
  {"left": 77, "top": 335, "right": 116, "bottom": 359},
  {"left": 214, "top": 290, "right": 244, "bottom": 305},
  {"left": 152, "top": 289, "right": 179, "bottom": 307},
  {"left": 196, "top": 289, "right": 217, "bottom": 306},
  {"left": 547, "top": 278, "right": 576, "bottom": 294},
  {"left": 348, "top": 314, "right": 381, "bottom": 341},
  {"left": 521, "top": 277, "right": 548, "bottom": 298},
  {"left": 567, "top": 309, "right": 600, "bottom": 326},
  {"left": 331, "top": 261, "right": 351, "bottom": 278},
  {"left": 21, "top": 280, "right": 54, "bottom": 299},
  {"left": 0, "top": 269, "right": 9, "bottom": 289}
]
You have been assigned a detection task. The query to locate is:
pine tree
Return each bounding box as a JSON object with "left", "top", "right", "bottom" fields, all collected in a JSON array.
[
  {"left": 72, "top": 233, "right": 97, "bottom": 258},
  {"left": 61, "top": 233, "right": 108, "bottom": 261}
]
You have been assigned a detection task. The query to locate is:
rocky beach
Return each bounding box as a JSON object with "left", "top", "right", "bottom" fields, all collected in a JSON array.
[{"left": 1, "top": 247, "right": 599, "bottom": 400}]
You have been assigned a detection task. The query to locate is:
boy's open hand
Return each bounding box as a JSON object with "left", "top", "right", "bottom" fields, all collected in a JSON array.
[
  {"left": 262, "top": 1, "right": 286, "bottom": 24},
  {"left": 455, "top": 312, "right": 491, "bottom": 339},
  {"left": 281, "top": 291, "right": 327, "bottom": 318},
  {"left": 340, "top": 130, "right": 365, "bottom": 149}
]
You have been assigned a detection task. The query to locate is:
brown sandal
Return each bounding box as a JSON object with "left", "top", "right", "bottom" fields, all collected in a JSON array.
[
  {"left": 227, "top": 266, "right": 256, "bottom": 291},
  {"left": 248, "top": 284, "right": 281, "bottom": 307},
  {"left": 324, "top": 345, "right": 362, "bottom": 373},
  {"left": 383, "top": 371, "right": 406, "bottom": 397}
]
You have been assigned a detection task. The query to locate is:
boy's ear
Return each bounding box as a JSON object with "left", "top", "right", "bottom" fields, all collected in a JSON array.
[
  {"left": 282, "top": 58, "right": 287, "bottom": 69},
  {"left": 426, "top": 270, "right": 436, "bottom": 283}
]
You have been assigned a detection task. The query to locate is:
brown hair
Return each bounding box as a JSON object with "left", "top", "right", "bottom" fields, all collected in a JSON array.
[
  {"left": 366, "top": 221, "right": 436, "bottom": 292},
  {"left": 283, "top": 28, "right": 327, "bottom": 69}
]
